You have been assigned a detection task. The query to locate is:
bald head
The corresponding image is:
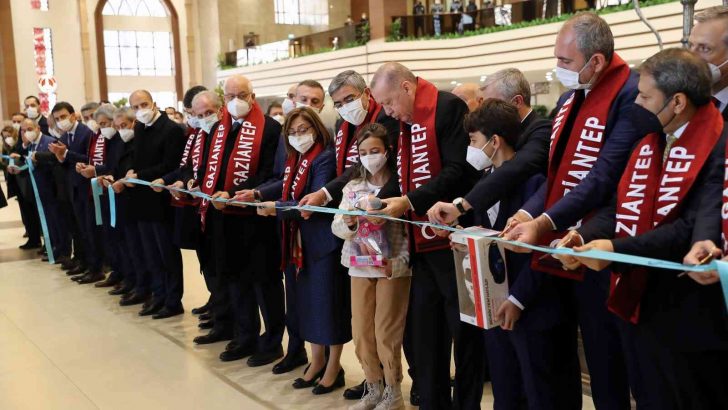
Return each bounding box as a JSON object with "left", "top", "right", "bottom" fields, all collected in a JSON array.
[
  {"left": 129, "top": 90, "right": 156, "bottom": 113},
  {"left": 370, "top": 62, "right": 420, "bottom": 123},
  {"left": 371, "top": 62, "right": 417, "bottom": 90},
  {"left": 224, "top": 75, "right": 253, "bottom": 96},
  {"left": 452, "top": 83, "right": 483, "bottom": 112}
]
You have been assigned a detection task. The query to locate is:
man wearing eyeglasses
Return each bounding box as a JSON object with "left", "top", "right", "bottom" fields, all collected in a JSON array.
[{"left": 186, "top": 75, "right": 285, "bottom": 367}]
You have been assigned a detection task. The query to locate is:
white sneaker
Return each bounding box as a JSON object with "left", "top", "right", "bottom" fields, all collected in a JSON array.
[
  {"left": 348, "top": 381, "right": 384, "bottom": 410},
  {"left": 374, "top": 384, "right": 404, "bottom": 410}
]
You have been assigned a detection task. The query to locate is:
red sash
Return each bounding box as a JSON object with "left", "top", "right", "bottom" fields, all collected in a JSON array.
[
  {"left": 397, "top": 77, "right": 449, "bottom": 253},
  {"left": 88, "top": 132, "right": 107, "bottom": 167},
  {"left": 531, "top": 54, "right": 631, "bottom": 280},
  {"left": 280, "top": 142, "right": 324, "bottom": 271},
  {"left": 723, "top": 142, "right": 728, "bottom": 254},
  {"left": 172, "top": 128, "right": 206, "bottom": 208},
  {"left": 611, "top": 102, "right": 723, "bottom": 323},
  {"left": 198, "top": 103, "right": 266, "bottom": 227},
  {"left": 335, "top": 96, "right": 382, "bottom": 175}
]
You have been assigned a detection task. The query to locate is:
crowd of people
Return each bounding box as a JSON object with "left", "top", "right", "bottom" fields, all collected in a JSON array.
[{"left": 2, "top": 8, "right": 728, "bottom": 410}]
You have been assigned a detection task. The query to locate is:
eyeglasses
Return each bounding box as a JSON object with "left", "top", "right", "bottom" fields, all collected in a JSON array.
[
  {"left": 287, "top": 125, "right": 313, "bottom": 137},
  {"left": 224, "top": 92, "right": 251, "bottom": 101}
]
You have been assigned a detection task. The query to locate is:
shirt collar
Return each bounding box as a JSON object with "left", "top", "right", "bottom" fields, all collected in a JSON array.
[
  {"left": 713, "top": 86, "right": 728, "bottom": 111},
  {"left": 520, "top": 109, "right": 533, "bottom": 123},
  {"left": 671, "top": 121, "right": 689, "bottom": 140},
  {"left": 147, "top": 110, "right": 162, "bottom": 127},
  {"left": 69, "top": 121, "right": 78, "bottom": 134}
]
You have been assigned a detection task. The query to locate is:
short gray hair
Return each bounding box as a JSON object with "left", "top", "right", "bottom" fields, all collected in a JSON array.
[
  {"left": 114, "top": 106, "right": 135, "bottom": 122},
  {"left": 191, "top": 90, "right": 223, "bottom": 109},
  {"left": 80, "top": 102, "right": 100, "bottom": 112},
  {"left": 482, "top": 68, "right": 531, "bottom": 106},
  {"left": 564, "top": 12, "right": 614, "bottom": 62},
  {"left": 93, "top": 104, "right": 117, "bottom": 122},
  {"left": 328, "top": 70, "right": 367, "bottom": 95},
  {"left": 371, "top": 62, "right": 417, "bottom": 90},
  {"left": 640, "top": 48, "right": 711, "bottom": 106}
]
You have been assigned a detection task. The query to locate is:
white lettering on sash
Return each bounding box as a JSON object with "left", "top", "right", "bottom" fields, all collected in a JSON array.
[
  {"left": 656, "top": 147, "right": 695, "bottom": 217},
  {"left": 550, "top": 93, "right": 574, "bottom": 144},
  {"left": 204, "top": 133, "right": 224, "bottom": 190},
  {"left": 722, "top": 159, "right": 728, "bottom": 223},
  {"left": 92, "top": 137, "right": 105, "bottom": 166},
  {"left": 232, "top": 122, "right": 256, "bottom": 186},
  {"left": 346, "top": 143, "right": 359, "bottom": 167},
  {"left": 615, "top": 144, "right": 653, "bottom": 236},
  {"left": 290, "top": 160, "right": 308, "bottom": 200},
  {"left": 410, "top": 123, "right": 431, "bottom": 188},
  {"left": 560, "top": 116, "right": 603, "bottom": 192}
]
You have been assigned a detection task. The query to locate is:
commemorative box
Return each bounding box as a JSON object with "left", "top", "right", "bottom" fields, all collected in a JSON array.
[{"left": 451, "top": 227, "right": 510, "bottom": 330}]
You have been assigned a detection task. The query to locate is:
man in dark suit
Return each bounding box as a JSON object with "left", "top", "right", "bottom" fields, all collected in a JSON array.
[
  {"left": 48, "top": 102, "right": 94, "bottom": 277},
  {"left": 189, "top": 77, "right": 284, "bottom": 366},
  {"left": 575, "top": 48, "right": 728, "bottom": 409},
  {"left": 500, "top": 13, "right": 650, "bottom": 409},
  {"left": 119, "top": 90, "right": 186, "bottom": 319},
  {"left": 689, "top": 6, "right": 728, "bottom": 120},
  {"left": 23, "top": 95, "right": 49, "bottom": 136},
  {"left": 370, "top": 62, "right": 477, "bottom": 409}
]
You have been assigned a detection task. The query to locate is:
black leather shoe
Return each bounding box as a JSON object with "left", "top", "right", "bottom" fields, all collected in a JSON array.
[
  {"left": 272, "top": 351, "right": 308, "bottom": 375},
  {"left": 312, "top": 369, "right": 345, "bottom": 395},
  {"left": 247, "top": 346, "right": 284, "bottom": 367},
  {"left": 152, "top": 306, "right": 184, "bottom": 319},
  {"left": 19, "top": 241, "right": 42, "bottom": 250},
  {"left": 219, "top": 344, "right": 255, "bottom": 362},
  {"left": 343, "top": 379, "right": 366, "bottom": 400},
  {"left": 191, "top": 303, "right": 209, "bottom": 315},
  {"left": 138, "top": 302, "right": 163, "bottom": 316},
  {"left": 61, "top": 259, "right": 78, "bottom": 271},
  {"left": 67, "top": 265, "right": 87, "bottom": 276},
  {"left": 293, "top": 365, "right": 326, "bottom": 389},
  {"left": 109, "top": 285, "right": 132, "bottom": 296},
  {"left": 198, "top": 313, "right": 212, "bottom": 321},
  {"left": 193, "top": 330, "right": 232, "bottom": 345},
  {"left": 225, "top": 341, "right": 240, "bottom": 351},
  {"left": 95, "top": 275, "right": 120, "bottom": 288},
  {"left": 77, "top": 272, "right": 105, "bottom": 284},
  {"left": 120, "top": 293, "right": 148, "bottom": 306},
  {"left": 198, "top": 320, "right": 214, "bottom": 330}
]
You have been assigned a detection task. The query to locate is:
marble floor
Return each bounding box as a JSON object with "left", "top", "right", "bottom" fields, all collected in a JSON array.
[{"left": 0, "top": 183, "right": 597, "bottom": 410}]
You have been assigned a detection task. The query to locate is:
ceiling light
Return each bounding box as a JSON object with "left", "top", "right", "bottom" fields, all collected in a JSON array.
[{"left": 450, "top": 80, "right": 457, "bottom": 85}]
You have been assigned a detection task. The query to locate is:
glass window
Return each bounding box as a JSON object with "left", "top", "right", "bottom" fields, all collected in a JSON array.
[
  {"left": 102, "top": 0, "right": 168, "bottom": 17},
  {"left": 274, "top": 0, "right": 328, "bottom": 26},
  {"left": 104, "top": 30, "right": 174, "bottom": 76}
]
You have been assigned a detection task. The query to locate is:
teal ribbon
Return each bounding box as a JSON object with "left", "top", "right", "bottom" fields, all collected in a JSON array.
[
  {"left": 716, "top": 261, "right": 728, "bottom": 312},
  {"left": 1, "top": 154, "right": 28, "bottom": 172},
  {"left": 108, "top": 183, "right": 116, "bottom": 228},
  {"left": 24, "top": 157, "right": 54, "bottom": 264},
  {"left": 91, "top": 177, "right": 103, "bottom": 226}
]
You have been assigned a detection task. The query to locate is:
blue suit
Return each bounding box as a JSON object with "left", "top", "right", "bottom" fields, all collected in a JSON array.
[{"left": 262, "top": 148, "right": 351, "bottom": 346}]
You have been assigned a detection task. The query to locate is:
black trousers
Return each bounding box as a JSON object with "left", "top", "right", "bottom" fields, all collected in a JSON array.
[
  {"left": 17, "top": 188, "right": 41, "bottom": 244},
  {"left": 137, "top": 220, "right": 183, "bottom": 309},
  {"left": 411, "top": 249, "right": 481, "bottom": 410}
]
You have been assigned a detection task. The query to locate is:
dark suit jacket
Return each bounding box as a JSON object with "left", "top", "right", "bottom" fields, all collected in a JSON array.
[
  {"left": 38, "top": 115, "right": 49, "bottom": 136},
  {"left": 474, "top": 172, "right": 568, "bottom": 330},
  {"left": 464, "top": 110, "right": 551, "bottom": 212},
  {"left": 322, "top": 110, "right": 401, "bottom": 205},
  {"left": 60, "top": 122, "right": 93, "bottom": 199},
  {"left": 266, "top": 148, "right": 342, "bottom": 262},
  {"left": 123, "top": 112, "right": 186, "bottom": 221},
  {"left": 579, "top": 129, "right": 728, "bottom": 352},
  {"left": 407, "top": 90, "right": 476, "bottom": 215},
  {"left": 92, "top": 134, "right": 125, "bottom": 177},
  {"left": 522, "top": 71, "right": 641, "bottom": 230}
]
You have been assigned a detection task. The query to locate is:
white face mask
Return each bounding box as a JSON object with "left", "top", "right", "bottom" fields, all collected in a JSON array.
[
  {"left": 288, "top": 133, "right": 315, "bottom": 153},
  {"left": 360, "top": 153, "right": 387, "bottom": 175},
  {"left": 337, "top": 96, "right": 368, "bottom": 126},
  {"left": 295, "top": 101, "right": 323, "bottom": 113},
  {"left": 282, "top": 98, "right": 296, "bottom": 115},
  {"left": 272, "top": 114, "right": 285, "bottom": 125},
  {"left": 118, "top": 128, "right": 134, "bottom": 142},
  {"left": 187, "top": 116, "right": 199, "bottom": 129},
  {"left": 466, "top": 140, "right": 494, "bottom": 171},
  {"left": 5, "top": 136, "right": 16, "bottom": 147},
  {"left": 58, "top": 118, "right": 74, "bottom": 132},
  {"left": 100, "top": 126, "right": 116, "bottom": 139},
  {"left": 49, "top": 128, "right": 61, "bottom": 139},
  {"left": 135, "top": 108, "right": 155, "bottom": 125},
  {"left": 555, "top": 57, "right": 594, "bottom": 90},
  {"left": 709, "top": 58, "right": 728, "bottom": 84},
  {"left": 24, "top": 130, "right": 39, "bottom": 143},
  {"left": 12, "top": 123, "right": 20, "bottom": 131},
  {"left": 85, "top": 119, "right": 99, "bottom": 133},
  {"left": 26, "top": 107, "right": 39, "bottom": 119},
  {"left": 199, "top": 114, "right": 218, "bottom": 134},
  {"left": 227, "top": 97, "right": 251, "bottom": 118}
]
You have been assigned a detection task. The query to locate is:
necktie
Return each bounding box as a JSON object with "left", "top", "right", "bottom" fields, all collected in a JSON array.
[
  {"left": 663, "top": 133, "right": 677, "bottom": 162},
  {"left": 69, "top": 132, "right": 74, "bottom": 144}
]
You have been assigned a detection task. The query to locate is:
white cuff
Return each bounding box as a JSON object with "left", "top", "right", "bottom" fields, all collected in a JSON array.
[
  {"left": 321, "top": 187, "right": 332, "bottom": 205},
  {"left": 405, "top": 195, "right": 415, "bottom": 211},
  {"left": 542, "top": 213, "right": 557, "bottom": 231},
  {"left": 517, "top": 209, "right": 533, "bottom": 221},
  {"left": 508, "top": 295, "right": 525, "bottom": 310}
]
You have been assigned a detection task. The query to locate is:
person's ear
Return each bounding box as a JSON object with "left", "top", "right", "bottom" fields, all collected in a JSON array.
[
  {"left": 672, "top": 93, "right": 688, "bottom": 115},
  {"left": 591, "top": 53, "right": 607, "bottom": 74}
]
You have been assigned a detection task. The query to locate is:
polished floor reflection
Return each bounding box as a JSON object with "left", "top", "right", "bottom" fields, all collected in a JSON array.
[{"left": 0, "top": 188, "right": 597, "bottom": 410}]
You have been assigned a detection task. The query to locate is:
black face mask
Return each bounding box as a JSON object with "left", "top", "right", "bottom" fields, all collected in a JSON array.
[{"left": 629, "top": 98, "right": 675, "bottom": 136}]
